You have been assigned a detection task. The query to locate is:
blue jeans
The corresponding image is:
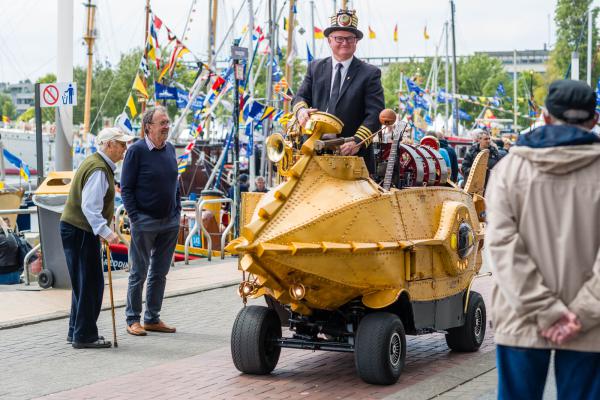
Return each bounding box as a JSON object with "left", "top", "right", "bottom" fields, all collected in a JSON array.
[
  {"left": 497, "top": 345, "right": 600, "bottom": 400},
  {"left": 0, "top": 270, "right": 21, "bottom": 284},
  {"left": 125, "top": 220, "right": 179, "bottom": 326}
]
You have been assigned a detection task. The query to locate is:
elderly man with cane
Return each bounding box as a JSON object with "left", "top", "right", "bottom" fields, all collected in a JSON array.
[{"left": 60, "top": 127, "right": 132, "bottom": 349}]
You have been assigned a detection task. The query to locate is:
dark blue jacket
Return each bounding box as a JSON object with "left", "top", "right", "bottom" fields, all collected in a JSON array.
[
  {"left": 516, "top": 125, "right": 600, "bottom": 148},
  {"left": 121, "top": 139, "right": 181, "bottom": 222}
]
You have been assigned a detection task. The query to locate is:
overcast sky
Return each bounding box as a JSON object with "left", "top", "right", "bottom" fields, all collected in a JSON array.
[{"left": 0, "top": 0, "right": 583, "bottom": 84}]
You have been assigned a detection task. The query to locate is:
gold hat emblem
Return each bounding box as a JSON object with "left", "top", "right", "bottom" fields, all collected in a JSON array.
[{"left": 337, "top": 13, "right": 351, "bottom": 27}]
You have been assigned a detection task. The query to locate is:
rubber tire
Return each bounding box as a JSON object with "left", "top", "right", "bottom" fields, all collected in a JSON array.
[
  {"left": 445, "top": 291, "right": 486, "bottom": 352},
  {"left": 231, "top": 305, "right": 282, "bottom": 375},
  {"left": 355, "top": 312, "right": 407, "bottom": 385},
  {"left": 38, "top": 269, "right": 54, "bottom": 289}
]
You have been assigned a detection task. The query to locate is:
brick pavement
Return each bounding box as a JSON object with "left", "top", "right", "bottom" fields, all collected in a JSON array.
[{"left": 30, "top": 277, "right": 496, "bottom": 400}]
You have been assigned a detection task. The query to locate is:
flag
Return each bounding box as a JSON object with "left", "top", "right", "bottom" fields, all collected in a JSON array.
[
  {"left": 283, "top": 17, "right": 288, "bottom": 31},
  {"left": 153, "top": 14, "right": 163, "bottom": 30},
  {"left": 458, "top": 109, "right": 472, "bottom": 121},
  {"left": 253, "top": 26, "right": 265, "bottom": 42},
  {"left": 368, "top": 26, "right": 376, "bottom": 39},
  {"left": 314, "top": 26, "right": 324, "bottom": 39},
  {"left": 177, "top": 156, "right": 189, "bottom": 174},
  {"left": 176, "top": 88, "right": 189, "bottom": 109},
  {"left": 139, "top": 58, "right": 150, "bottom": 78},
  {"left": 393, "top": 24, "right": 398, "bottom": 42},
  {"left": 261, "top": 106, "right": 275, "bottom": 121},
  {"left": 496, "top": 82, "right": 505, "bottom": 97},
  {"left": 126, "top": 94, "right": 138, "bottom": 119},
  {"left": 132, "top": 74, "right": 149, "bottom": 98},
  {"left": 405, "top": 78, "right": 425, "bottom": 95},
  {"left": 306, "top": 44, "right": 313, "bottom": 62},
  {"left": 158, "top": 43, "right": 190, "bottom": 81},
  {"left": 149, "top": 23, "right": 161, "bottom": 69},
  {"left": 115, "top": 112, "right": 134, "bottom": 135},
  {"left": 2, "top": 149, "right": 30, "bottom": 182},
  {"left": 154, "top": 82, "right": 177, "bottom": 100},
  {"left": 423, "top": 25, "right": 430, "bottom": 40}
]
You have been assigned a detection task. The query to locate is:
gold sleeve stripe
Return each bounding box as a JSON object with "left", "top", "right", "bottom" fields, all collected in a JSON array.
[
  {"left": 292, "top": 101, "right": 309, "bottom": 114},
  {"left": 355, "top": 125, "right": 373, "bottom": 147},
  {"left": 358, "top": 125, "right": 372, "bottom": 135},
  {"left": 355, "top": 131, "right": 369, "bottom": 140}
]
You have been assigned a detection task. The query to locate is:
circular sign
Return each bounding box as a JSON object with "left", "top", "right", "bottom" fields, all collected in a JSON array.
[{"left": 43, "top": 85, "right": 59, "bottom": 106}]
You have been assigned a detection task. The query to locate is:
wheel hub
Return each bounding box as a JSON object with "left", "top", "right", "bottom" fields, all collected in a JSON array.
[
  {"left": 474, "top": 307, "right": 483, "bottom": 337},
  {"left": 389, "top": 332, "right": 401, "bottom": 367}
]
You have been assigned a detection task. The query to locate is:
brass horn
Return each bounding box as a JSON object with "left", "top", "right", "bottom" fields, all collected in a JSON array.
[{"left": 266, "top": 132, "right": 287, "bottom": 163}]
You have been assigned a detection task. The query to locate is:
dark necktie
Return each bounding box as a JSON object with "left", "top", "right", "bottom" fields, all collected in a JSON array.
[{"left": 327, "top": 63, "right": 343, "bottom": 114}]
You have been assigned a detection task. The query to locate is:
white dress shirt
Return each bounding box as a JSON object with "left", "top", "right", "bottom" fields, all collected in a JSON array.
[
  {"left": 81, "top": 150, "right": 117, "bottom": 240},
  {"left": 330, "top": 56, "right": 354, "bottom": 94}
]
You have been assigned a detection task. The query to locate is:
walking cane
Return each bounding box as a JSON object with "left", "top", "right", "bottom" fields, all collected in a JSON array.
[{"left": 104, "top": 242, "right": 118, "bottom": 348}]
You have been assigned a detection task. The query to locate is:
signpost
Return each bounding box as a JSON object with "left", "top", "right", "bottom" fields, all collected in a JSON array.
[
  {"left": 34, "top": 82, "right": 77, "bottom": 183},
  {"left": 231, "top": 42, "right": 248, "bottom": 237}
]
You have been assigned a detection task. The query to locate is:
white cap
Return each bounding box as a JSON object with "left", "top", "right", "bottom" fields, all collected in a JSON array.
[{"left": 95, "top": 127, "right": 135, "bottom": 146}]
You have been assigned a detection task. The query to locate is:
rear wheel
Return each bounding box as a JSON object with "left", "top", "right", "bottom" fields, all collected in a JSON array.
[
  {"left": 231, "top": 305, "right": 282, "bottom": 375},
  {"left": 38, "top": 269, "right": 54, "bottom": 289},
  {"left": 355, "top": 312, "right": 406, "bottom": 385},
  {"left": 445, "top": 291, "right": 486, "bottom": 352}
]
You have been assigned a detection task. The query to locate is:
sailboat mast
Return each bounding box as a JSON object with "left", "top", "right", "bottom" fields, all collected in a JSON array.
[
  {"left": 208, "top": 0, "right": 219, "bottom": 68},
  {"left": 261, "top": 0, "right": 275, "bottom": 178},
  {"left": 82, "top": 0, "right": 96, "bottom": 139},
  {"left": 450, "top": 0, "right": 458, "bottom": 135},
  {"left": 284, "top": 0, "right": 295, "bottom": 112},
  {"left": 141, "top": 0, "right": 150, "bottom": 118},
  {"left": 587, "top": 6, "right": 592, "bottom": 85},
  {"left": 444, "top": 21, "right": 449, "bottom": 133},
  {"left": 310, "top": 0, "right": 316, "bottom": 56}
]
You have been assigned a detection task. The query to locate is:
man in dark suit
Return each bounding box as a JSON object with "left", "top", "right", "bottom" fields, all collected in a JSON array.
[{"left": 292, "top": 9, "right": 385, "bottom": 173}]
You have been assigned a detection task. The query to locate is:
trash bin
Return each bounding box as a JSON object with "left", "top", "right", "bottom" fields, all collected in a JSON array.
[{"left": 32, "top": 171, "right": 74, "bottom": 289}]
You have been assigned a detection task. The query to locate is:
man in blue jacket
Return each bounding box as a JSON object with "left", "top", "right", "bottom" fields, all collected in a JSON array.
[{"left": 121, "top": 106, "right": 181, "bottom": 336}]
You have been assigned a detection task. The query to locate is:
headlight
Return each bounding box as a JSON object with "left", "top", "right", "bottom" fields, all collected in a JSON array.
[{"left": 289, "top": 283, "right": 306, "bottom": 300}]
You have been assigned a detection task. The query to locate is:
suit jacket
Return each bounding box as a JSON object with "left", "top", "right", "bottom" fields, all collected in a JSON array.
[{"left": 292, "top": 56, "right": 385, "bottom": 172}]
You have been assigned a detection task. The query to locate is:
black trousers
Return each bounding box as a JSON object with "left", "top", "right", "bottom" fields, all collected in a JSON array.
[{"left": 60, "top": 221, "right": 104, "bottom": 343}]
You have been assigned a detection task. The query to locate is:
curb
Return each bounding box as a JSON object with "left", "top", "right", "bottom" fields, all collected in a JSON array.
[{"left": 0, "top": 279, "right": 240, "bottom": 331}]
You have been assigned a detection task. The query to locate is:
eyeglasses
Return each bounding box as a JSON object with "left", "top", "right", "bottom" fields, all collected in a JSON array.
[
  {"left": 150, "top": 120, "right": 171, "bottom": 127},
  {"left": 330, "top": 35, "right": 357, "bottom": 44}
]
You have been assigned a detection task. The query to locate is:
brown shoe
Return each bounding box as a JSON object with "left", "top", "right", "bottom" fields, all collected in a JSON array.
[
  {"left": 127, "top": 322, "right": 147, "bottom": 336},
  {"left": 144, "top": 320, "right": 176, "bottom": 333}
]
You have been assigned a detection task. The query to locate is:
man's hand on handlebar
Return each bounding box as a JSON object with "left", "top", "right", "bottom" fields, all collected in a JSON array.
[
  {"left": 297, "top": 107, "right": 318, "bottom": 127},
  {"left": 340, "top": 142, "right": 360, "bottom": 156}
]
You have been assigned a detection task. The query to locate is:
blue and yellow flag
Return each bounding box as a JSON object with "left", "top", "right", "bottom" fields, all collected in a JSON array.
[{"left": 3, "top": 149, "right": 30, "bottom": 181}]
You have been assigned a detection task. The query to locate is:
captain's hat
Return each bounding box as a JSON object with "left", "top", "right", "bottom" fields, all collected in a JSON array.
[{"left": 324, "top": 9, "right": 363, "bottom": 40}]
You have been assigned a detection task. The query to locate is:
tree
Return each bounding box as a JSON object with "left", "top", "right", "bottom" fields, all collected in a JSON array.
[
  {"left": 0, "top": 93, "right": 16, "bottom": 120},
  {"left": 549, "top": 0, "right": 599, "bottom": 82}
]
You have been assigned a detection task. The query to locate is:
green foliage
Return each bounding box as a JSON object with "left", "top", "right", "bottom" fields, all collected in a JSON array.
[
  {"left": 381, "top": 59, "right": 433, "bottom": 111},
  {"left": 0, "top": 93, "right": 16, "bottom": 120},
  {"left": 549, "top": 0, "right": 599, "bottom": 81},
  {"left": 380, "top": 54, "right": 545, "bottom": 124}
]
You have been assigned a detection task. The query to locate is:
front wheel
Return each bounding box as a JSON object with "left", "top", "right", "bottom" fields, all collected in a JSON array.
[
  {"left": 355, "top": 312, "right": 406, "bottom": 385},
  {"left": 445, "top": 291, "right": 486, "bottom": 352},
  {"left": 231, "top": 305, "right": 282, "bottom": 375}
]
